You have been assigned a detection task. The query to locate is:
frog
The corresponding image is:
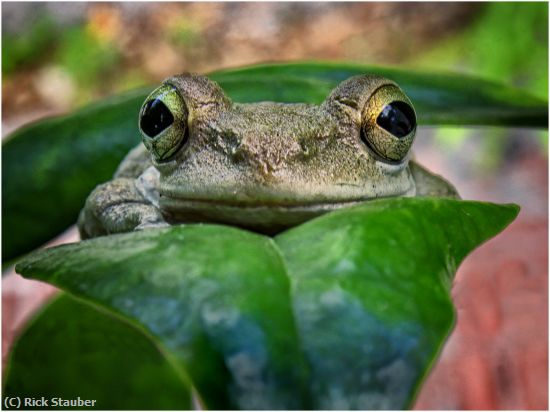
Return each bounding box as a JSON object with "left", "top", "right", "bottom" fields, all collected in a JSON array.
[{"left": 78, "top": 73, "right": 458, "bottom": 239}]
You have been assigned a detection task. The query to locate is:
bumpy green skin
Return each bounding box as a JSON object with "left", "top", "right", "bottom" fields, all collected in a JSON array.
[{"left": 78, "top": 74, "right": 457, "bottom": 238}]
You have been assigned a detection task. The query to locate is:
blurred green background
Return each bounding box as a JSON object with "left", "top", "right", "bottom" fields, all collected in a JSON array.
[{"left": 3, "top": 2, "right": 548, "bottom": 103}]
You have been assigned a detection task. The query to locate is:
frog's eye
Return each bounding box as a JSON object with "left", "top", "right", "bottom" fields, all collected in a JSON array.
[
  {"left": 361, "top": 85, "right": 416, "bottom": 163},
  {"left": 139, "top": 84, "right": 189, "bottom": 161},
  {"left": 141, "top": 99, "right": 174, "bottom": 137}
]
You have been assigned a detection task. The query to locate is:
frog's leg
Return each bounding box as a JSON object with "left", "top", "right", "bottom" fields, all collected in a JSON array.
[
  {"left": 78, "top": 145, "right": 168, "bottom": 239},
  {"left": 409, "top": 160, "right": 460, "bottom": 199}
]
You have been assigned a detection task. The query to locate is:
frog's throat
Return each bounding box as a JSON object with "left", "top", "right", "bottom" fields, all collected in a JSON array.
[
  {"left": 157, "top": 186, "right": 416, "bottom": 235},
  {"left": 136, "top": 166, "right": 417, "bottom": 217},
  {"left": 158, "top": 191, "right": 416, "bottom": 210},
  {"left": 135, "top": 165, "right": 417, "bottom": 234}
]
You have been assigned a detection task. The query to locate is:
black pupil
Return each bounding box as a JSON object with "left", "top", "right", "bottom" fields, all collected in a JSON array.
[
  {"left": 140, "top": 99, "right": 174, "bottom": 137},
  {"left": 376, "top": 101, "right": 416, "bottom": 138}
]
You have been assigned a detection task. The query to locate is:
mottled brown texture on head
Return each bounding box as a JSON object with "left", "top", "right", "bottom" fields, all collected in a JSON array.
[
  {"left": 165, "top": 73, "right": 232, "bottom": 114},
  {"left": 79, "top": 73, "right": 458, "bottom": 237}
]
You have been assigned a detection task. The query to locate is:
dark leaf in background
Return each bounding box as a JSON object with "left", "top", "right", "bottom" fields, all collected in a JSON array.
[{"left": 3, "top": 294, "right": 192, "bottom": 409}]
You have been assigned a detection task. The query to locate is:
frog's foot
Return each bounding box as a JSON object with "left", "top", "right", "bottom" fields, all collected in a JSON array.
[{"left": 78, "top": 177, "right": 168, "bottom": 239}]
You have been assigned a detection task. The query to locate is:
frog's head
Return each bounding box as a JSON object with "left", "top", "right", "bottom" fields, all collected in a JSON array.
[{"left": 138, "top": 74, "right": 418, "bottom": 233}]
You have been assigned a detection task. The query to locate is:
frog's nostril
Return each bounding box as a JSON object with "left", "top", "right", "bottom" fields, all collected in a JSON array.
[{"left": 140, "top": 99, "right": 174, "bottom": 137}]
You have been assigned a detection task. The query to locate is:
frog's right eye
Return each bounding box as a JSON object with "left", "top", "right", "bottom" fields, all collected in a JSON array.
[{"left": 139, "top": 84, "right": 189, "bottom": 161}]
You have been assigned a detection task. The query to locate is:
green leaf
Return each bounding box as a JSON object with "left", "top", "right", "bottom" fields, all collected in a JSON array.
[
  {"left": 13, "top": 198, "right": 519, "bottom": 409},
  {"left": 211, "top": 62, "right": 548, "bottom": 127},
  {"left": 4, "top": 61, "right": 541, "bottom": 261},
  {"left": 3, "top": 294, "right": 192, "bottom": 409},
  {"left": 274, "top": 198, "right": 519, "bottom": 408},
  {"left": 2, "top": 88, "right": 150, "bottom": 263},
  {"left": 14, "top": 225, "right": 309, "bottom": 410}
]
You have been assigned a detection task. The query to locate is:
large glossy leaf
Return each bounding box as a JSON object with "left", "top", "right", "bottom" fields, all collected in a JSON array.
[
  {"left": 274, "top": 198, "right": 519, "bottom": 408},
  {"left": 3, "top": 294, "right": 192, "bottom": 409},
  {"left": 13, "top": 225, "right": 309, "bottom": 410},
  {"left": 12, "top": 198, "right": 519, "bottom": 409},
  {"left": 4, "top": 61, "right": 541, "bottom": 260}
]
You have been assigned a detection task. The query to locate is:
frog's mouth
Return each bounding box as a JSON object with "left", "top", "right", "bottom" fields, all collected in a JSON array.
[{"left": 158, "top": 192, "right": 414, "bottom": 235}]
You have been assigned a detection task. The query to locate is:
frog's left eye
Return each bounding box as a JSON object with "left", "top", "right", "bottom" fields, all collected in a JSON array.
[
  {"left": 361, "top": 85, "right": 416, "bottom": 163},
  {"left": 139, "top": 84, "right": 189, "bottom": 161}
]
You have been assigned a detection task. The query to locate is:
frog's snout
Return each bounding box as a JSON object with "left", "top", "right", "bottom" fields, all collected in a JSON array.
[{"left": 228, "top": 133, "right": 304, "bottom": 179}]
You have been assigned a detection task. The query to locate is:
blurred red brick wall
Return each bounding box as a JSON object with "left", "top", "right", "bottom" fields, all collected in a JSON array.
[{"left": 414, "top": 216, "right": 548, "bottom": 409}]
